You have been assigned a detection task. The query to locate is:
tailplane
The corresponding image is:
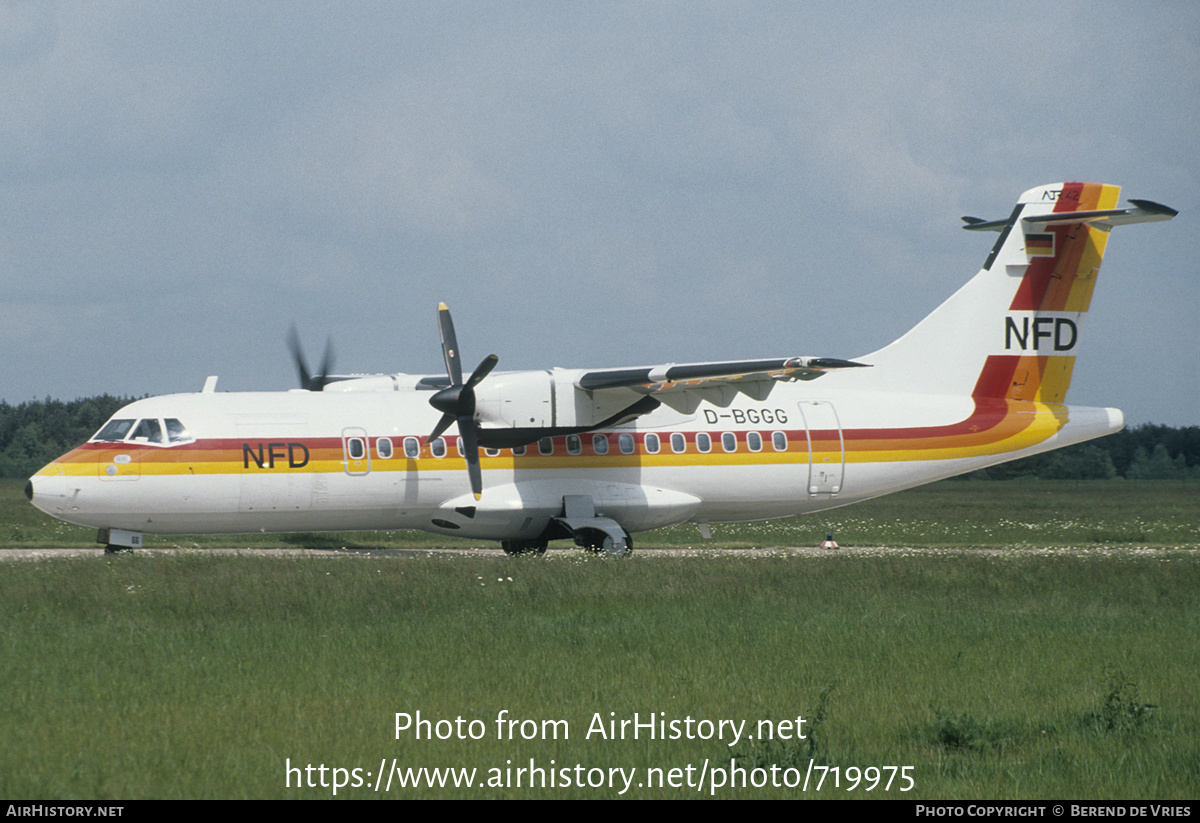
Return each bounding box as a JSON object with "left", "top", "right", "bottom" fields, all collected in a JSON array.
[{"left": 860, "top": 182, "right": 1176, "bottom": 400}]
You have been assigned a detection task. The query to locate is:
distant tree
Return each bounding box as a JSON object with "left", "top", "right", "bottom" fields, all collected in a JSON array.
[
  {"left": 0, "top": 395, "right": 133, "bottom": 478},
  {"left": 1126, "top": 444, "right": 1189, "bottom": 480},
  {"left": 1039, "top": 444, "right": 1118, "bottom": 480},
  {"left": 0, "top": 420, "right": 46, "bottom": 478},
  {"left": 928, "top": 424, "right": 1198, "bottom": 482}
]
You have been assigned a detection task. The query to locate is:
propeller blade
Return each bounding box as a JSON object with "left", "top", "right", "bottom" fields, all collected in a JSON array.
[
  {"left": 437, "top": 302, "right": 463, "bottom": 386},
  {"left": 426, "top": 412, "right": 455, "bottom": 445},
  {"left": 430, "top": 303, "right": 492, "bottom": 499},
  {"left": 287, "top": 325, "right": 311, "bottom": 388},
  {"left": 287, "top": 326, "right": 335, "bottom": 391},
  {"left": 466, "top": 354, "right": 499, "bottom": 389},
  {"left": 457, "top": 416, "right": 483, "bottom": 500},
  {"left": 317, "top": 338, "right": 334, "bottom": 389}
]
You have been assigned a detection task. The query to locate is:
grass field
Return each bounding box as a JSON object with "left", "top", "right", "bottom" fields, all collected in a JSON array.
[{"left": 2, "top": 479, "right": 1198, "bottom": 799}]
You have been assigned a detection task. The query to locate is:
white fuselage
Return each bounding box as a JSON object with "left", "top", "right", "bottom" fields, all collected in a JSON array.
[{"left": 27, "top": 379, "right": 1121, "bottom": 542}]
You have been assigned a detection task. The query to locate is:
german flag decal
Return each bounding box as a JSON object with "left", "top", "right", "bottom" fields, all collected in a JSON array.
[{"left": 1024, "top": 232, "right": 1054, "bottom": 256}]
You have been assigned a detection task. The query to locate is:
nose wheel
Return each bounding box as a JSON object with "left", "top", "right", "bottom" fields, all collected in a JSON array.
[{"left": 97, "top": 528, "right": 142, "bottom": 553}]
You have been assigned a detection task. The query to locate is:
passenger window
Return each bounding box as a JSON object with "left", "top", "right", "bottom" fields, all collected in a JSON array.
[
  {"left": 165, "top": 418, "right": 193, "bottom": 444},
  {"left": 348, "top": 437, "right": 365, "bottom": 459},
  {"left": 431, "top": 438, "right": 447, "bottom": 458},
  {"left": 696, "top": 432, "right": 711, "bottom": 453},
  {"left": 485, "top": 447, "right": 500, "bottom": 457},
  {"left": 722, "top": 432, "right": 737, "bottom": 452},
  {"left": 567, "top": 435, "right": 582, "bottom": 455},
  {"left": 772, "top": 431, "right": 787, "bottom": 451},
  {"left": 747, "top": 431, "right": 762, "bottom": 452},
  {"left": 377, "top": 437, "right": 393, "bottom": 459},
  {"left": 593, "top": 434, "right": 609, "bottom": 455},
  {"left": 644, "top": 433, "right": 660, "bottom": 454},
  {"left": 404, "top": 437, "right": 420, "bottom": 458},
  {"left": 670, "top": 432, "right": 686, "bottom": 453},
  {"left": 130, "top": 419, "right": 163, "bottom": 444},
  {"left": 619, "top": 433, "right": 634, "bottom": 454},
  {"left": 539, "top": 437, "right": 554, "bottom": 455},
  {"left": 94, "top": 419, "right": 136, "bottom": 442},
  {"left": 513, "top": 445, "right": 526, "bottom": 457}
]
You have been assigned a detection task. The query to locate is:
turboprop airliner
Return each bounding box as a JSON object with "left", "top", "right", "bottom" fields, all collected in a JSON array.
[{"left": 26, "top": 182, "right": 1176, "bottom": 555}]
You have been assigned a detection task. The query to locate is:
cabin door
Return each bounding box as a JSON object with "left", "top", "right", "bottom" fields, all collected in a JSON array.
[
  {"left": 341, "top": 427, "right": 371, "bottom": 476},
  {"left": 797, "top": 401, "right": 844, "bottom": 496}
]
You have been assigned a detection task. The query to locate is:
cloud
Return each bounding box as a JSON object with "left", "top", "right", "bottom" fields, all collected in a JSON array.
[{"left": 242, "top": 77, "right": 522, "bottom": 242}]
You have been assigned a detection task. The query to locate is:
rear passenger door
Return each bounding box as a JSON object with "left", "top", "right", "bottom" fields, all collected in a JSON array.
[{"left": 797, "top": 401, "right": 843, "bottom": 496}]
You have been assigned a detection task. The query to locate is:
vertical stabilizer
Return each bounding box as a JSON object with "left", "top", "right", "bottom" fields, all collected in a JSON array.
[{"left": 859, "top": 182, "right": 1175, "bottom": 401}]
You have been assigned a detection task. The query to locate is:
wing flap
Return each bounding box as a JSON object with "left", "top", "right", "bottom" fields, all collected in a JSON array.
[{"left": 576, "top": 356, "right": 870, "bottom": 399}]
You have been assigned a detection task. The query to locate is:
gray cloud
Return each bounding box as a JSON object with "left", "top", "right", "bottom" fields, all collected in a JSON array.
[{"left": 1, "top": 2, "right": 1196, "bottom": 424}]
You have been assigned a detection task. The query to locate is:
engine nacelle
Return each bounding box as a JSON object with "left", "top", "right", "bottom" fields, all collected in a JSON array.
[{"left": 475, "top": 371, "right": 555, "bottom": 429}]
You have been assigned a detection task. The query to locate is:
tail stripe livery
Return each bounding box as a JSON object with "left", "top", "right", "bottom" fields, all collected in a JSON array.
[{"left": 864, "top": 182, "right": 1174, "bottom": 404}]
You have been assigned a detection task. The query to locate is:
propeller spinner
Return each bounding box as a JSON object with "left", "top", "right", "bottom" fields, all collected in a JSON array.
[{"left": 426, "top": 303, "right": 498, "bottom": 500}]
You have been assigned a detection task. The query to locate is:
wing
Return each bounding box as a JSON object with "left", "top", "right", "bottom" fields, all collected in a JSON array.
[{"left": 576, "top": 356, "right": 869, "bottom": 413}]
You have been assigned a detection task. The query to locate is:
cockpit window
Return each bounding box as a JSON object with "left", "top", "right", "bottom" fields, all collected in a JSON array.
[
  {"left": 129, "top": 419, "right": 164, "bottom": 444},
  {"left": 94, "top": 419, "right": 136, "bottom": 442},
  {"left": 165, "top": 418, "right": 193, "bottom": 444},
  {"left": 92, "top": 417, "right": 193, "bottom": 445}
]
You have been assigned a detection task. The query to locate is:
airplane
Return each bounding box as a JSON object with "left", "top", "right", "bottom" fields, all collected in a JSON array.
[{"left": 26, "top": 182, "right": 1176, "bottom": 556}]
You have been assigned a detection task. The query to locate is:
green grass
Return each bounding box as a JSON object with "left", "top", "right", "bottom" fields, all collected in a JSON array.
[
  {"left": 2, "top": 551, "right": 1198, "bottom": 799},
  {"left": 3, "top": 478, "right": 1198, "bottom": 798}
]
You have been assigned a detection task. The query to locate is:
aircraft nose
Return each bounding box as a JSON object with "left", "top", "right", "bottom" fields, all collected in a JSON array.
[{"left": 24, "top": 475, "right": 60, "bottom": 516}]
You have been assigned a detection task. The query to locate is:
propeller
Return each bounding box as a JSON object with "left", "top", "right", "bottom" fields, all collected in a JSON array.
[
  {"left": 287, "top": 325, "right": 336, "bottom": 391},
  {"left": 425, "top": 303, "right": 498, "bottom": 500}
]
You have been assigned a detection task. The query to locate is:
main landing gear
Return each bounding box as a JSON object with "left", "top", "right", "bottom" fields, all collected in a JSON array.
[
  {"left": 500, "top": 495, "right": 634, "bottom": 557},
  {"left": 501, "top": 530, "right": 632, "bottom": 557},
  {"left": 501, "top": 539, "right": 547, "bottom": 556},
  {"left": 574, "top": 528, "right": 633, "bottom": 557},
  {"left": 556, "top": 495, "right": 633, "bottom": 557}
]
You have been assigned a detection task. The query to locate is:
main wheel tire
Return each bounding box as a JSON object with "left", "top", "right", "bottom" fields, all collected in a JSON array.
[
  {"left": 605, "top": 533, "right": 633, "bottom": 557},
  {"left": 501, "top": 539, "right": 547, "bottom": 556},
  {"left": 578, "top": 530, "right": 632, "bottom": 557}
]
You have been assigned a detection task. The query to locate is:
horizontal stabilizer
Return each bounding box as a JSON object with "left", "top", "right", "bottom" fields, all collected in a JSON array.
[
  {"left": 964, "top": 197, "right": 1177, "bottom": 232},
  {"left": 1022, "top": 198, "right": 1177, "bottom": 228},
  {"left": 961, "top": 215, "right": 1011, "bottom": 231}
]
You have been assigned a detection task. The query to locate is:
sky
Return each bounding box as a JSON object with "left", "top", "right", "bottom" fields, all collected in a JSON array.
[{"left": 2, "top": 1, "right": 1197, "bottom": 426}]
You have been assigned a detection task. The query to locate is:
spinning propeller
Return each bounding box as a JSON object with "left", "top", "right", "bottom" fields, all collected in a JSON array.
[
  {"left": 426, "top": 303, "right": 498, "bottom": 500},
  {"left": 287, "top": 326, "right": 336, "bottom": 391}
]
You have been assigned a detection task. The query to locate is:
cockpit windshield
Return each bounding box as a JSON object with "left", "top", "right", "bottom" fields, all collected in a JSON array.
[
  {"left": 130, "top": 419, "right": 163, "bottom": 444},
  {"left": 92, "top": 417, "right": 193, "bottom": 445},
  {"left": 94, "top": 419, "right": 136, "bottom": 442},
  {"left": 165, "top": 418, "right": 192, "bottom": 442}
]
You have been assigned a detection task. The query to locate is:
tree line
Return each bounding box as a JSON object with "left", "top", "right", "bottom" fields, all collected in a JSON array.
[
  {"left": 969, "top": 423, "right": 1200, "bottom": 480},
  {"left": 1, "top": 396, "right": 134, "bottom": 478},
  {"left": 1, "top": 394, "right": 1196, "bottom": 480}
]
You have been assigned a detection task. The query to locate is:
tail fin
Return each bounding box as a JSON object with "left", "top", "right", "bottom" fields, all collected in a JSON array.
[{"left": 861, "top": 182, "right": 1176, "bottom": 401}]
